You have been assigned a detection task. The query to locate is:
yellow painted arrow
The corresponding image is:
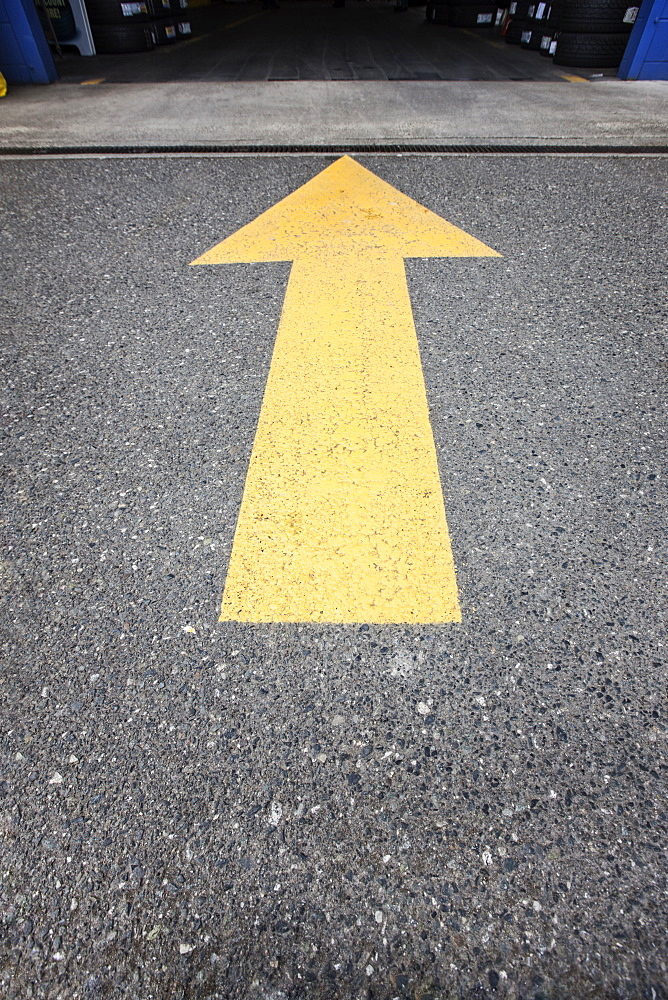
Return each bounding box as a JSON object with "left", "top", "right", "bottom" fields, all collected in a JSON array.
[{"left": 192, "top": 156, "right": 500, "bottom": 624}]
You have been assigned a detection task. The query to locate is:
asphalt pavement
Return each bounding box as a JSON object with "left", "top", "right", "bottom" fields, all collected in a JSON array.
[{"left": 1, "top": 152, "right": 667, "bottom": 1000}]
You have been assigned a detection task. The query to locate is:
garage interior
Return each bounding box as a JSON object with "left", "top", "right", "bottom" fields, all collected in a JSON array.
[{"left": 52, "top": 0, "right": 620, "bottom": 83}]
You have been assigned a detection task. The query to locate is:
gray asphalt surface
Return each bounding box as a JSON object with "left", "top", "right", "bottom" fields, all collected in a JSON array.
[{"left": 1, "top": 153, "right": 667, "bottom": 1000}]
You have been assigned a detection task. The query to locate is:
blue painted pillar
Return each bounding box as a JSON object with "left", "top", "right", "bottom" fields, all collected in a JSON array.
[
  {"left": 619, "top": 0, "right": 668, "bottom": 79},
  {"left": 0, "top": 0, "right": 58, "bottom": 84}
]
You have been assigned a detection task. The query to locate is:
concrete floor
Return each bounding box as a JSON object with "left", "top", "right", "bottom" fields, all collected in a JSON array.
[
  {"left": 2, "top": 78, "right": 668, "bottom": 151},
  {"left": 3, "top": 1, "right": 668, "bottom": 154},
  {"left": 56, "top": 2, "right": 578, "bottom": 82}
]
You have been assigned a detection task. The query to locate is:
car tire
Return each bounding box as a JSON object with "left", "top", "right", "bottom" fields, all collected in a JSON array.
[
  {"left": 448, "top": 4, "right": 497, "bottom": 25},
  {"left": 538, "top": 29, "right": 556, "bottom": 52},
  {"left": 148, "top": 0, "right": 176, "bottom": 16},
  {"left": 89, "top": 21, "right": 156, "bottom": 50},
  {"left": 426, "top": 1, "right": 449, "bottom": 21},
  {"left": 84, "top": 0, "right": 151, "bottom": 24},
  {"left": 553, "top": 29, "right": 630, "bottom": 64},
  {"left": 506, "top": 0, "right": 533, "bottom": 16},
  {"left": 504, "top": 15, "right": 528, "bottom": 40},
  {"left": 559, "top": 0, "right": 634, "bottom": 32},
  {"left": 151, "top": 16, "right": 177, "bottom": 42},
  {"left": 520, "top": 24, "right": 543, "bottom": 46}
]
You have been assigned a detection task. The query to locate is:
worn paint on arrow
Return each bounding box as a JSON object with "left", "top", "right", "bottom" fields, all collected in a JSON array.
[{"left": 192, "top": 156, "right": 500, "bottom": 623}]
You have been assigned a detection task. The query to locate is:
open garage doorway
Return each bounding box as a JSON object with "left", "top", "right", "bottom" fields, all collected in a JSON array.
[{"left": 53, "top": 0, "right": 619, "bottom": 83}]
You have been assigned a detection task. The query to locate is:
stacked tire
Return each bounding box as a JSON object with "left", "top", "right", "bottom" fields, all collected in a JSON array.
[
  {"left": 426, "top": 0, "right": 498, "bottom": 28},
  {"left": 501, "top": 0, "right": 533, "bottom": 42},
  {"left": 498, "top": 0, "right": 635, "bottom": 64},
  {"left": 553, "top": 0, "right": 637, "bottom": 66},
  {"left": 519, "top": 0, "right": 559, "bottom": 49},
  {"left": 536, "top": 0, "right": 562, "bottom": 56},
  {"left": 84, "top": 0, "right": 190, "bottom": 53}
]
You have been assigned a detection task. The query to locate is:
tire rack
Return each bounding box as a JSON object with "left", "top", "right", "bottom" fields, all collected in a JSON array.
[
  {"left": 509, "top": 0, "right": 637, "bottom": 68},
  {"left": 84, "top": 0, "right": 192, "bottom": 53},
  {"left": 425, "top": 0, "right": 639, "bottom": 69}
]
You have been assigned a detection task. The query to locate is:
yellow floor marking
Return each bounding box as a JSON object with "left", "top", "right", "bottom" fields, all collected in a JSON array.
[
  {"left": 222, "top": 12, "right": 265, "bottom": 30},
  {"left": 192, "top": 157, "right": 500, "bottom": 624},
  {"left": 162, "top": 12, "right": 263, "bottom": 52},
  {"left": 175, "top": 32, "right": 211, "bottom": 48},
  {"left": 561, "top": 73, "right": 589, "bottom": 82},
  {"left": 161, "top": 12, "right": 263, "bottom": 54},
  {"left": 460, "top": 27, "right": 504, "bottom": 47},
  {"left": 80, "top": 78, "right": 105, "bottom": 85}
]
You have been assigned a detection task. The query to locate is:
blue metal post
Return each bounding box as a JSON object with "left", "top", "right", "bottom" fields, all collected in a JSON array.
[
  {"left": 0, "top": 0, "right": 58, "bottom": 84},
  {"left": 619, "top": 0, "right": 668, "bottom": 79}
]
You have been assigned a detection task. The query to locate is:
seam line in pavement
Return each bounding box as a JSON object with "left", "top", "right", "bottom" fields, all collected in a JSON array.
[{"left": 1, "top": 143, "right": 667, "bottom": 157}]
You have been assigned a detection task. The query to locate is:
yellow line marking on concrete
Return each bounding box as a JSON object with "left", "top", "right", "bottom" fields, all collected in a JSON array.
[
  {"left": 176, "top": 32, "right": 211, "bottom": 48},
  {"left": 561, "top": 73, "right": 589, "bottom": 82},
  {"left": 80, "top": 78, "right": 106, "bottom": 85},
  {"left": 192, "top": 156, "right": 500, "bottom": 624},
  {"left": 222, "top": 11, "right": 265, "bottom": 29},
  {"left": 165, "top": 12, "right": 263, "bottom": 51},
  {"left": 461, "top": 28, "right": 505, "bottom": 47}
]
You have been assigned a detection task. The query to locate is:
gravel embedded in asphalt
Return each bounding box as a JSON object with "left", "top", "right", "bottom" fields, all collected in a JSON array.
[{"left": 0, "top": 153, "right": 666, "bottom": 1000}]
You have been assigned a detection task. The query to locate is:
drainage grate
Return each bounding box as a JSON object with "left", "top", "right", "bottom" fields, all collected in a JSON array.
[{"left": 0, "top": 142, "right": 667, "bottom": 156}]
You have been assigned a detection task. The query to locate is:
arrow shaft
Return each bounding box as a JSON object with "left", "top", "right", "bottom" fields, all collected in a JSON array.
[{"left": 221, "top": 253, "right": 461, "bottom": 623}]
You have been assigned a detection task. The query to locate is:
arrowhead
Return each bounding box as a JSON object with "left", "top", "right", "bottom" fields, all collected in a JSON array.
[{"left": 191, "top": 156, "right": 500, "bottom": 264}]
